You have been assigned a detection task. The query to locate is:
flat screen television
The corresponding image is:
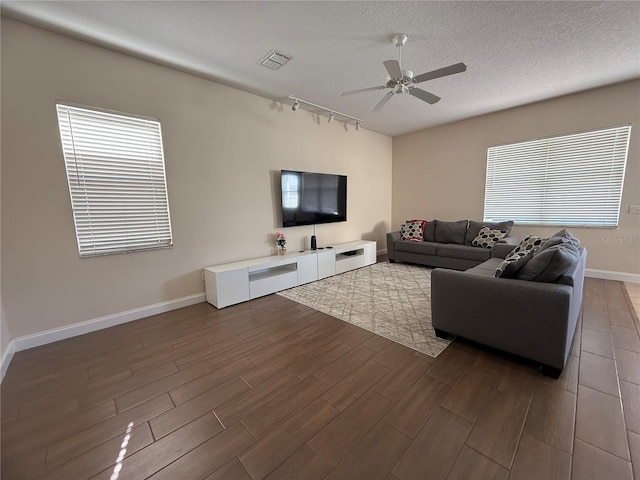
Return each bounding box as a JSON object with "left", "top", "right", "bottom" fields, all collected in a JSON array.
[{"left": 280, "top": 170, "right": 347, "bottom": 227}]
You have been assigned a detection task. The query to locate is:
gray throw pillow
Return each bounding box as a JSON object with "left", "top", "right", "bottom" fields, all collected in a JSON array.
[
  {"left": 538, "top": 229, "right": 580, "bottom": 252},
  {"left": 465, "top": 220, "right": 514, "bottom": 245},
  {"left": 434, "top": 220, "right": 468, "bottom": 244},
  {"left": 516, "top": 243, "right": 580, "bottom": 282},
  {"left": 424, "top": 221, "right": 436, "bottom": 242}
]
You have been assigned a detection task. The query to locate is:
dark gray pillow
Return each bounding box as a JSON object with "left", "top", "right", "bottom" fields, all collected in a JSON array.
[
  {"left": 539, "top": 229, "right": 580, "bottom": 251},
  {"left": 516, "top": 243, "right": 580, "bottom": 282},
  {"left": 434, "top": 220, "right": 468, "bottom": 244},
  {"left": 465, "top": 220, "right": 514, "bottom": 245},
  {"left": 424, "top": 221, "right": 436, "bottom": 242}
]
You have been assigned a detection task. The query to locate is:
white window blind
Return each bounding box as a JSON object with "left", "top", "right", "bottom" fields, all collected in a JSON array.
[
  {"left": 484, "top": 125, "right": 631, "bottom": 227},
  {"left": 56, "top": 103, "right": 173, "bottom": 257}
]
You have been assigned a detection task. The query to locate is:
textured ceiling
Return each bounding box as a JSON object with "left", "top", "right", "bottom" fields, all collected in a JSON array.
[{"left": 2, "top": 1, "right": 639, "bottom": 136}]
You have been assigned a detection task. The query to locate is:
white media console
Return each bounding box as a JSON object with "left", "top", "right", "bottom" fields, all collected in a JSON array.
[{"left": 204, "top": 240, "right": 376, "bottom": 308}]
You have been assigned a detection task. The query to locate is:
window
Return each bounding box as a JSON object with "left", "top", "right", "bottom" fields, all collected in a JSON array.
[
  {"left": 56, "top": 103, "right": 173, "bottom": 257},
  {"left": 483, "top": 125, "right": 631, "bottom": 227}
]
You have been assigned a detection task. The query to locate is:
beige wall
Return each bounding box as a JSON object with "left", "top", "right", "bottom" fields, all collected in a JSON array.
[
  {"left": 393, "top": 80, "right": 640, "bottom": 275},
  {"left": 0, "top": 18, "right": 392, "bottom": 342}
]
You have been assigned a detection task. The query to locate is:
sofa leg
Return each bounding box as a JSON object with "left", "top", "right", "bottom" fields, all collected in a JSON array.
[
  {"left": 540, "top": 364, "right": 562, "bottom": 379},
  {"left": 434, "top": 328, "right": 453, "bottom": 340},
  {"left": 389, "top": 259, "right": 396, "bottom": 263}
]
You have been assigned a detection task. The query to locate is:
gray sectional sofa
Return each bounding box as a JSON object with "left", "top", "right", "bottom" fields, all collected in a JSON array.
[
  {"left": 387, "top": 219, "right": 519, "bottom": 270},
  {"left": 431, "top": 229, "right": 586, "bottom": 378}
]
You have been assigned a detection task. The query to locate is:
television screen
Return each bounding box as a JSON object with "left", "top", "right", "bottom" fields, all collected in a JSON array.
[{"left": 281, "top": 170, "right": 347, "bottom": 227}]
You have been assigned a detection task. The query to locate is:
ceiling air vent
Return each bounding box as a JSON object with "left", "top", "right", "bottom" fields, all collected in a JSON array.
[{"left": 259, "top": 50, "right": 292, "bottom": 70}]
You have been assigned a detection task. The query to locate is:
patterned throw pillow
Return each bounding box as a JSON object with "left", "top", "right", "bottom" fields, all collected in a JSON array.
[
  {"left": 400, "top": 220, "right": 427, "bottom": 242},
  {"left": 494, "top": 234, "right": 546, "bottom": 278},
  {"left": 471, "top": 227, "right": 508, "bottom": 248},
  {"left": 494, "top": 250, "right": 533, "bottom": 278}
]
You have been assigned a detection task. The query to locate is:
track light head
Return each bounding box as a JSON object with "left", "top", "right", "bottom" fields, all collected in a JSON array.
[
  {"left": 328, "top": 112, "right": 334, "bottom": 123},
  {"left": 356, "top": 121, "right": 360, "bottom": 131},
  {"left": 292, "top": 100, "right": 299, "bottom": 111}
]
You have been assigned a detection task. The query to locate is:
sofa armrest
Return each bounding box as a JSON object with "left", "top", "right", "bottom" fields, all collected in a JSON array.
[
  {"left": 386, "top": 231, "right": 401, "bottom": 261},
  {"left": 431, "top": 269, "right": 574, "bottom": 369}
]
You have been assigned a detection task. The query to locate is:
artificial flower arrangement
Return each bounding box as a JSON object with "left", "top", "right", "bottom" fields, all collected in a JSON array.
[{"left": 274, "top": 231, "right": 287, "bottom": 249}]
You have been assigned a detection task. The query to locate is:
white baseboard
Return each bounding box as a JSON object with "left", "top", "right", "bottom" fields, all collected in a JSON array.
[
  {"left": 1, "top": 292, "right": 206, "bottom": 382},
  {"left": 585, "top": 268, "right": 640, "bottom": 284}
]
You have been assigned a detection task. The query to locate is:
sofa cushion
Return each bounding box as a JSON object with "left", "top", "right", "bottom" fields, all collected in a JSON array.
[
  {"left": 436, "top": 243, "right": 492, "bottom": 262},
  {"left": 395, "top": 240, "right": 438, "bottom": 256},
  {"left": 434, "top": 220, "right": 468, "bottom": 244},
  {"left": 472, "top": 227, "right": 508, "bottom": 249},
  {"left": 424, "top": 220, "right": 436, "bottom": 242},
  {"left": 400, "top": 220, "right": 426, "bottom": 241},
  {"left": 516, "top": 243, "right": 581, "bottom": 282},
  {"left": 539, "top": 228, "right": 580, "bottom": 252},
  {"left": 465, "top": 220, "right": 514, "bottom": 245}
]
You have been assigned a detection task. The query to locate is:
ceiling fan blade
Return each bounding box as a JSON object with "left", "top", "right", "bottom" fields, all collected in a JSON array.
[
  {"left": 408, "top": 87, "right": 441, "bottom": 105},
  {"left": 372, "top": 91, "right": 395, "bottom": 112},
  {"left": 339, "top": 85, "right": 386, "bottom": 96},
  {"left": 383, "top": 60, "right": 402, "bottom": 79},
  {"left": 413, "top": 62, "right": 467, "bottom": 84}
]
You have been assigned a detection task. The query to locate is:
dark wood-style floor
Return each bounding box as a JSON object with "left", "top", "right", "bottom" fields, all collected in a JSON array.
[{"left": 2, "top": 270, "right": 639, "bottom": 479}]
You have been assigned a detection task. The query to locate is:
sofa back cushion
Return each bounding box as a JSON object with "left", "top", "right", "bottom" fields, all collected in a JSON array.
[
  {"left": 516, "top": 230, "right": 581, "bottom": 282},
  {"left": 424, "top": 221, "right": 436, "bottom": 242},
  {"left": 465, "top": 220, "right": 514, "bottom": 245},
  {"left": 434, "top": 220, "right": 468, "bottom": 244}
]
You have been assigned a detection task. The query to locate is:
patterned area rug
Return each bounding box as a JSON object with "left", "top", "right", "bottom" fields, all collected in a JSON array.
[{"left": 277, "top": 261, "right": 451, "bottom": 357}]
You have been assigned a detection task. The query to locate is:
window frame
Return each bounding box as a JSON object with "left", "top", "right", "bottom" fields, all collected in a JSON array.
[
  {"left": 483, "top": 125, "right": 631, "bottom": 228},
  {"left": 56, "top": 102, "right": 173, "bottom": 257}
]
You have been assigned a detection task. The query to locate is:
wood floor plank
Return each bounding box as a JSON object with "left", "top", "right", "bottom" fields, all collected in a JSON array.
[
  {"left": 581, "top": 326, "right": 614, "bottom": 358},
  {"left": 321, "top": 359, "right": 390, "bottom": 412},
  {"left": 324, "top": 420, "right": 411, "bottom": 480},
  {"left": 392, "top": 407, "right": 472, "bottom": 480},
  {"left": 611, "top": 324, "right": 640, "bottom": 353},
  {"left": 522, "top": 383, "right": 576, "bottom": 454},
  {"left": 242, "top": 376, "right": 330, "bottom": 439},
  {"left": 214, "top": 370, "right": 301, "bottom": 427},
  {"left": 45, "top": 393, "right": 174, "bottom": 468},
  {"left": 115, "top": 362, "right": 209, "bottom": 412},
  {"left": 373, "top": 351, "right": 431, "bottom": 403},
  {"left": 575, "top": 384, "right": 630, "bottom": 460},
  {"left": 313, "top": 344, "right": 377, "bottom": 387},
  {"left": 383, "top": 373, "right": 450, "bottom": 439},
  {"left": 440, "top": 367, "right": 501, "bottom": 422},
  {"left": 147, "top": 421, "right": 255, "bottom": 480},
  {"left": 238, "top": 398, "right": 339, "bottom": 480},
  {"left": 620, "top": 380, "right": 640, "bottom": 434},
  {"left": 168, "top": 357, "right": 254, "bottom": 405},
  {"left": 445, "top": 445, "right": 508, "bottom": 480},
  {"left": 629, "top": 431, "right": 640, "bottom": 480},
  {"left": 371, "top": 341, "right": 413, "bottom": 369},
  {"left": 149, "top": 377, "right": 247, "bottom": 439},
  {"left": 426, "top": 342, "right": 477, "bottom": 386},
  {"left": 615, "top": 348, "right": 640, "bottom": 385},
  {"left": 308, "top": 389, "right": 393, "bottom": 467},
  {"left": 204, "top": 458, "right": 252, "bottom": 480},
  {"left": 287, "top": 339, "right": 351, "bottom": 379},
  {"left": 263, "top": 445, "right": 332, "bottom": 480},
  {"left": 90, "top": 413, "right": 224, "bottom": 480},
  {"left": 465, "top": 389, "right": 532, "bottom": 469},
  {"left": 41, "top": 422, "right": 155, "bottom": 480},
  {"left": 578, "top": 350, "right": 620, "bottom": 397},
  {"left": 571, "top": 439, "right": 633, "bottom": 480},
  {"left": 509, "top": 434, "right": 571, "bottom": 480}
]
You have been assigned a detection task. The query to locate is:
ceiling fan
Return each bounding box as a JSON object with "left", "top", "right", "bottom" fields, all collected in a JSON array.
[{"left": 340, "top": 34, "right": 467, "bottom": 111}]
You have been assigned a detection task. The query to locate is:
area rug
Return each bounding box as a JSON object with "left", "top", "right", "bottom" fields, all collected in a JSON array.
[{"left": 277, "top": 262, "right": 451, "bottom": 357}]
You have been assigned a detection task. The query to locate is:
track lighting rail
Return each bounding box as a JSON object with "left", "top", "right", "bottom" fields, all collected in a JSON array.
[{"left": 287, "top": 96, "right": 362, "bottom": 130}]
